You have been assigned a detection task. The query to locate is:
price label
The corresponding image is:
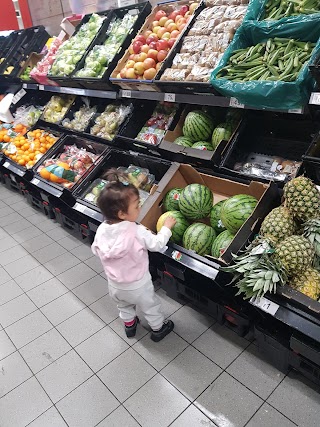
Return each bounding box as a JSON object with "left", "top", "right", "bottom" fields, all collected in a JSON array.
[
  {"left": 31, "top": 178, "right": 40, "bottom": 185},
  {"left": 12, "top": 88, "right": 26, "bottom": 104},
  {"left": 3, "top": 161, "right": 9, "bottom": 168},
  {"left": 10, "top": 174, "right": 16, "bottom": 183},
  {"left": 171, "top": 250, "right": 182, "bottom": 261},
  {"left": 164, "top": 93, "right": 176, "bottom": 103},
  {"left": 74, "top": 203, "right": 86, "bottom": 213},
  {"left": 122, "top": 90, "right": 131, "bottom": 98},
  {"left": 39, "top": 85, "right": 44, "bottom": 91},
  {"left": 309, "top": 92, "right": 320, "bottom": 105},
  {"left": 229, "top": 97, "right": 245, "bottom": 109},
  {"left": 288, "top": 107, "right": 303, "bottom": 114},
  {"left": 22, "top": 83, "right": 27, "bottom": 89},
  {"left": 250, "top": 296, "right": 279, "bottom": 316}
]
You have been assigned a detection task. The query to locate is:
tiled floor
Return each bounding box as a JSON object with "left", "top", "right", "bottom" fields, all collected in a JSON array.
[{"left": 0, "top": 185, "right": 319, "bottom": 427}]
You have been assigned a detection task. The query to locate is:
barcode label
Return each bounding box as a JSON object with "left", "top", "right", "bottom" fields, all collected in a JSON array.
[
  {"left": 12, "top": 89, "right": 26, "bottom": 104},
  {"left": 229, "top": 97, "right": 245, "bottom": 109},
  {"left": 22, "top": 83, "right": 27, "bottom": 89},
  {"left": 122, "top": 90, "right": 131, "bottom": 98},
  {"left": 250, "top": 296, "right": 279, "bottom": 316},
  {"left": 309, "top": 92, "right": 320, "bottom": 105},
  {"left": 288, "top": 108, "right": 303, "bottom": 114},
  {"left": 39, "top": 85, "right": 44, "bottom": 91},
  {"left": 164, "top": 93, "right": 176, "bottom": 103}
]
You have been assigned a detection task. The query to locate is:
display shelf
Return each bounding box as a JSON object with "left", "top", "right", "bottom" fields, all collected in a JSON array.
[{"left": 22, "top": 83, "right": 117, "bottom": 99}]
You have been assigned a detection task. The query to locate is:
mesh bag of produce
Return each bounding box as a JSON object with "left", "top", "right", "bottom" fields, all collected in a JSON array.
[{"left": 210, "top": 16, "right": 320, "bottom": 110}]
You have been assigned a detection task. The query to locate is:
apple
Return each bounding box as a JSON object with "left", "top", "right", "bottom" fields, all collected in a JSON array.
[
  {"left": 167, "top": 23, "right": 178, "bottom": 32},
  {"left": 157, "top": 50, "right": 167, "bottom": 62},
  {"left": 189, "top": 2, "right": 199, "bottom": 13},
  {"left": 170, "top": 30, "right": 180, "bottom": 39},
  {"left": 156, "top": 62, "right": 162, "bottom": 71},
  {"left": 167, "top": 38, "right": 176, "bottom": 48},
  {"left": 134, "top": 61, "right": 145, "bottom": 75},
  {"left": 132, "top": 41, "right": 143, "bottom": 54},
  {"left": 179, "top": 5, "right": 189, "bottom": 16},
  {"left": 164, "top": 19, "right": 174, "bottom": 28},
  {"left": 175, "top": 14, "right": 183, "bottom": 23},
  {"left": 129, "top": 45, "right": 134, "bottom": 54},
  {"left": 152, "top": 20, "right": 159, "bottom": 28},
  {"left": 159, "top": 16, "right": 168, "bottom": 27},
  {"left": 141, "top": 44, "right": 150, "bottom": 53},
  {"left": 185, "top": 11, "right": 192, "bottom": 18},
  {"left": 155, "top": 10, "right": 167, "bottom": 21},
  {"left": 129, "top": 54, "right": 135, "bottom": 60},
  {"left": 147, "top": 49, "right": 158, "bottom": 61},
  {"left": 149, "top": 41, "right": 158, "bottom": 50},
  {"left": 144, "top": 57, "right": 156, "bottom": 69},
  {"left": 176, "top": 17, "right": 186, "bottom": 26},
  {"left": 157, "top": 28, "right": 167, "bottom": 38},
  {"left": 162, "top": 32, "right": 171, "bottom": 40},
  {"left": 153, "top": 25, "right": 161, "bottom": 34},
  {"left": 135, "top": 35, "right": 146, "bottom": 44},
  {"left": 143, "top": 67, "right": 157, "bottom": 80},
  {"left": 169, "top": 11, "right": 179, "bottom": 21},
  {"left": 137, "top": 52, "right": 148, "bottom": 62},
  {"left": 156, "top": 39, "right": 169, "bottom": 51},
  {"left": 146, "top": 35, "right": 158, "bottom": 45},
  {"left": 126, "top": 60, "right": 135, "bottom": 69},
  {"left": 144, "top": 30, "right": 152, "bottom": 38},
  {"left": 126, "top": 68, "right": 137, "bottom": 79},
  {"left": 120, "top": 68, "right": 127, "bottom": 78},
  {"left": 177, "top": 23, "right": 186, "bottom": 31},
  {"left": 116, "top": 73, "right": 121, "bottom": 78}
]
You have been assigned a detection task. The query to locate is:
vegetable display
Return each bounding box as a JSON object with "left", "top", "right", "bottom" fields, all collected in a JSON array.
[{"left": 263, "top": 0, "right": 320, "bottom": 20}]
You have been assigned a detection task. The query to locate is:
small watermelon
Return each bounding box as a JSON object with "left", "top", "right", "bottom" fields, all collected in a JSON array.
[
  {"left": 192, "top": 141, "right": 213, "bottom": 151},
  {"left": 183, "top": 223, "right": 216, "bottom": 256},
  {"left": 221, "top": 194, "right": 258, "bottom": 234},
  {"left": 210, "top": 200, "right": 227, "bottom": 234},
  {"left": 211, "top": 230, "right": 234, "bottom": 258},
  {"left": 211, "top": 123, "right": 232, "bottom": 149},
  {"left": 179, "top": 184, "right": 213, "bottom": 220},
  {"left": 156, "top": 211, "right": 189, "bottom": 244},
  {"left": 183, "top": 111, "right": 215, "bottom": 142},
  {"left": 174, "top": 136, "right": 193, "bottom": 147},
  {"left": 163, "top": 188, "right": 182, "bottom": 212}
]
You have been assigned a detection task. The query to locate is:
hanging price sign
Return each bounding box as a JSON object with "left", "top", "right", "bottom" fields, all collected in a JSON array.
[{"left": 250, "top": 296, "right": 279, "bottom": 316}]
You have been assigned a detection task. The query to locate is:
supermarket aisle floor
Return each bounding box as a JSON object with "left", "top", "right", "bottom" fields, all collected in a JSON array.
[{"left": 0, "top": 185, "right": 319, "bottom": 427}]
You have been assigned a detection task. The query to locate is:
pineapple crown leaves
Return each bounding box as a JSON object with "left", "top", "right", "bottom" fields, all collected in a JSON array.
[{"left": 303, "top": 218, "right": 320, "bottom": 257}]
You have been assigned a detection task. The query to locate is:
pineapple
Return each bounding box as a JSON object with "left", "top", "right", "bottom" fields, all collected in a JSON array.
[
  {"left": 291, "top": 268, "right": 320, "bottom": 300},
  {"left": 283, "top": 176, "right": 320, "bottom": 222},
  {"left": 260, "top": 206, "right": 297, "bottom": 244},
  {"left": 274, "top": 235, "right": 314, "bottom": 276},
  {"left": 303, "top": 218, "right": 320, "bottom": 257}
]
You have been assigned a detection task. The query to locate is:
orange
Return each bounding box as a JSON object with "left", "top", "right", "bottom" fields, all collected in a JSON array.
[
  {"left": 3, "top": 135, "right": 10, "bottom": 143},
  {"left": 39, "top": 137, "right": 46, "bottom": 144},
  {"left": 18, "top": 159, "right": 26, "bottom": 166},
  {"left": 39, "top": 168, "right": 50, "bottom": 180},
  {"left": 29, "top": 153, "right": 35, "bottom": 160},
  {"left": 39, "top": 147, "right": 46, "bottom": 154},
  {"left": 15, "top": 124, "right": 23, "bottom": 132}
]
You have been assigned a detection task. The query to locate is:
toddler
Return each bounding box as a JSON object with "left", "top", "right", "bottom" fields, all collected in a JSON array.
[{"left": 91, "top": 169, "right": 176, "bottom": 342}]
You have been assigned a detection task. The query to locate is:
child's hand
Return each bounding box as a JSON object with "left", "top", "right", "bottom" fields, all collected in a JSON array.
[{"left": 164, "top": 216, "right": 176, "bottom": 229}]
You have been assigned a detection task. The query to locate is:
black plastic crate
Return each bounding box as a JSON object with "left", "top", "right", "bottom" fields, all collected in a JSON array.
[
  {"left": 58, "top": 96, "right": 100, "bottom": 136},
  {"left": 54, "top": 206, "right": 91, "bottom": 241},
  {"left": 40, "top": 94, "right": 77, "bottom": 126},
  {"left": 25, "top": 191, "right": 56, "bottom": 219},
  {"left": 30, "top": 134, "right": 109, "bottom": 206},
  {"left": 218, "top": 112, "right": 317, "bottom": 185},
  {"left": 71, "top": 2, "right": 151, "bottom": 91},
  {"left": 0, "top": 31, "right": 22, "bottom": 60}
]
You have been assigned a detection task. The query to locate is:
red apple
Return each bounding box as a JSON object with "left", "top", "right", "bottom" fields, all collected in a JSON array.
[
  {"left": 162, "top": 32, "right": 171, "bottom": 40},
  {"left": 126, "top": 68, "right": 137, "bottom": 79},
  {"left": 143, "top": 57, "right": 156, "bottom": 69},
  {"left": 155, "top": 10, "right": 167, "bottom": 21},
  {"left": 126, "top": 60, "right": 135, "bottom": 69},
  {"left": 149, "top": 41, "right": 158, "bottom": 50},
  {"left": 170, "top": 30, "right": 180, "bottom": 39},
  {"left": 167, "top": 23, "right": 178, "bottom": 32},
  {"left": 141, "top": 44, "right": 150, "bottom": 53},
  {"left": 120, "top": 68, "right": 127, "bottom": 78},
  {"left": 159, "top": 16, "right": 168, "bottom": 27},
  {"left": 147, "top": 49, "right": 158, "bottom": 61},
  {"left": 132, "top": 41, "right": 143, "bottom": 54},
  {"left": 146, "top": 35, "right": 158, "bottom": 45},
  {"left": 157, "top": 50, "right": 168, "bottom": 62},
  {"left": 156, "top": 39, "right": 169, "bottom": 51},
  {"left": 129, "top": 54, "right": 135, "bottom": 60},
  {"left": 169, "top": 11, "right": 179, "bottom": 21},
  {"left": 135, "top": 35, "right": 146, "bottom": 44},
  {"left": 189, "top": 2, "right": 199, "bottom": 13},
  {"left": 144, "top": 30, "right": 152, "bottom": 38},
  {"left": 157, "top": 28, "right": 167, "bottom": 38},
  {"left": 143, "top": 67, "right": 157, "bottom": 80},
  {"left": 134, "top": 61, "right": 145, "bottom": 75},
  {"left": 137, "top": 52, "right": 148, "bottom": 62},
  {"left": 167, "top": 38, "right": 176, "bottom": 48},
  {"left": 179, "top": 5, "right": 189, "bottom": 16}
]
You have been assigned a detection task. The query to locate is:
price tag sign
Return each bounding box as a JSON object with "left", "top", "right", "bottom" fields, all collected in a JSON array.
[
  {"left": 39, "top": 85, "right": 44, "bottom": 91},
  {"left": 250, "top": 296, "right": 279, "bottom": 316},
  {"left": 288, "top": 107, "right": 303, "bottom": 114},
  {"left": 74, "top": 203, "right": 86, "bottom": 213},
  {"left": 31, "top": 178, "right": 40, "bottom": 185},
  {"left": 122, "top": 90, "right": 131, "bottom": 98},
  {"left": 22, "top": 83, "right": 28, "bottom": 89},
  {"left": 3, "top": 161, "right": 9, "bottom": 168},
  {"left": 12, "top": 89, "right": 26, "bottom": 105},
  {"left": 171, "top": 250, "right": 182, "bottom": 261},
  {"left": 229, "top": 97, "right": 245, "bottom": 109},
  {"left": 309, "top": 92, "right": 320, "bottom": 105},
  {"left": 164, "top": 93, "right": 176, "bottom": 103}
]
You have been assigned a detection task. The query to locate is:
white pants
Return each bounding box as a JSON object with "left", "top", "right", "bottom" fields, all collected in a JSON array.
[{"left": 108, "top": 280, "right": 164, "bottom": 331}]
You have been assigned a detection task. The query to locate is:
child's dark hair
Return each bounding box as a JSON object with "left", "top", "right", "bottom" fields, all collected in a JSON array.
[{"left": 97, "top": 168, "right": 139, "bottom": 221}]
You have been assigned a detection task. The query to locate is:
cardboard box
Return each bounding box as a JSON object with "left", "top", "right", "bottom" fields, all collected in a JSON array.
[
  {"left": 141, "top": 163, "right": 279, "bottom": 265},
  {"left": 17, "top": 52, "right": 43, "bottom": 82},
  {"left": 60, "top": 14, "right": 84, "bottom": 37}
]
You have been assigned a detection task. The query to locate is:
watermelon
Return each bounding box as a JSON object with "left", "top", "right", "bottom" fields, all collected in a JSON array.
[
  {"left": 156, "top": 211, "right": 189, "bottom": 244},
  {"left": 163, "top": 188, "right": 182, "bottom": 212},
  {"left": 220, "top": 194, "right": 258, "bottom": 234},
  {"left": 211, "top": 230, "right": 234, "bottom": 258},
  {"left": 211, "top": 123, "right": 232, "bottom": 149},
  {"left": 183, "top": 223, "right": 216, "bottom": 255},
  {"left": 174, "top": 136, "right": 193, "bottom": 147},
  {"left": 210, "top": 200, "right": 227, "bottom": 234},
  {"left": 182, "top": 111, "right": 215, "bottom": 142},
  {"left": 179, "top": 184, "right": 213, "bottom": 220},
  {"left": 192, "top": 141, "right": 213, "bottom": 151}
]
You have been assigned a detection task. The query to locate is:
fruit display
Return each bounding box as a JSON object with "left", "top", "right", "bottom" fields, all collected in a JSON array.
[
  {"left": 62, "top": 104, "right": 97, "bottom": 132},
  {"left": 90, "top": 102, "right": 132, "bottom": 141},
  {"left": 262, "top": 0, "right": 319, "bottom": 20},
  {"left": 75, "top": 13, "right": 137, "bottom": 79},
  {"left": 135, "top": 102, "right": 178, "bottom": 145},
  {"left": 37, "top": 144, "right": 99, "bottom": 188},
  {"left": 217, "top": 38, "right": 316, "bottom": 82},
  {"left": 172, "top": 108, "right": 240, "bottom": 151},
  {"left": 113, "top": 2, "right": 199, "bottom": 81},
  {"left": 0, "top": 128, "right": 58, "bottom": 168},
  {"left": 225, "top": 176, "right": 320, "bottom": 301},
  {"left": 43, "top": 95, "right": 75, "bottom": 124},
  {"left": 50, "top": 14, "right": 105, "bottom": 77},
  {"left": 30, "top": 38, "right": 64, "bottom": 84},
  {"left": 160, "top": 2, "right": 248, "bottom": 82}
]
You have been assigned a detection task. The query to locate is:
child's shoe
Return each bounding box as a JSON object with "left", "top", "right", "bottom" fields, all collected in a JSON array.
[
  {"left": 125, "top": 317, "right": 139, "bottom": 338},
  {"left": 151, "top": 320, "right": 174, "bottom": 342}
]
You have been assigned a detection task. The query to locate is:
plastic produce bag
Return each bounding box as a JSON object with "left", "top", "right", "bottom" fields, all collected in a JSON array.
[{"left": 210, "top": 17, "right": 320, "bottom": 110}]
